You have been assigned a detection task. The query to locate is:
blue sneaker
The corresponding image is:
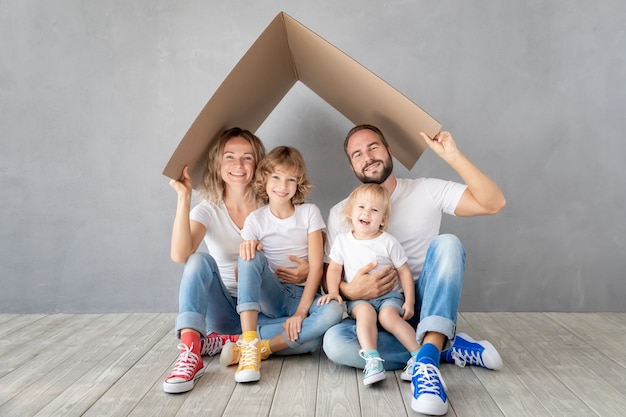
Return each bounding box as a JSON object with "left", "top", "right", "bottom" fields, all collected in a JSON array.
[
  {"left": 441, "top": 332, "right": 503, "bottom": 370},
  {"left": 359, "top": 350, "right": 386, "bottom": 385},
  {"left": 410, "top": 358, "right": 448, "bottom": 415}
]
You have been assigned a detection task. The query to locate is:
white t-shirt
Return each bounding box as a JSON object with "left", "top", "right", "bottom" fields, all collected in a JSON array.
[
  {"left": 242, "top": 203, "right": 326, "bottom": 281},
  {"left": 190, "top": 200, "right": 243, "bottom": 297},
  {"left": 329, "top": 231, "right": 408, "bottom": 292},
  {"left": 326, "top": 178, "right": 467, "bottom": 279}
]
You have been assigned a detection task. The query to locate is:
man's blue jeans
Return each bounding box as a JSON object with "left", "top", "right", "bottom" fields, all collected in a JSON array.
[
  {"left": 322, "top": 234, "right": 465, "bottom": 370},
  {"left": 237, "top": 252, "right": 343, "bottom": 351}
]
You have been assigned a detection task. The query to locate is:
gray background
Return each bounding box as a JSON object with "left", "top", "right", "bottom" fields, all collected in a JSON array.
[{"left": 1, "top": 0, "right": 624, "bottom": 313}]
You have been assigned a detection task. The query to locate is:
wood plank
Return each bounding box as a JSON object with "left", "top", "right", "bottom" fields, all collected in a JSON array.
[
  {"left": 461, "top": 312, "right": 584, "bottom": 417},
  {"left": 489, "top": 312, "right": 625, "bottom": 416},
  {"left": 547, "top": 312, "right": 626, "bottom": 366},
  {"left": 0, "top": 313, "right": 622, "bottom": 417},
  {"left": 357, "top": 366, "right": 407, "bottom": 417},
  {"left": 316, "top": 351, "right": 361, "bottom": 417},
  {"left": 0, "top": 313, "right": 88, "bottom": 377},
  {"left": 269, "top": 351, "right": 320, "bottom": 417},
  {"left": 3, "top": 314, "right": 163, "bottom": 415},
  {"left": 220, "top": 353, "right": 282, "bottom": 417},
  {"left": 0, "top": 314, "right": 112, "bottom": 408},
  {"left": 0, "top": 314, "right": 46, "bottom": 339},
  {"left": 81, "top": 314, "right": 176, "bottom": 417},
  {"left": 31, "top": 314, "right": 173, "bottom": 417}
]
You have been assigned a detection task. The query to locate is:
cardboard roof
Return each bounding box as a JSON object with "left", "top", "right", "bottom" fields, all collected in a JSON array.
[{"left": 163, "top": 11, "right": 441, "bottom": 183}]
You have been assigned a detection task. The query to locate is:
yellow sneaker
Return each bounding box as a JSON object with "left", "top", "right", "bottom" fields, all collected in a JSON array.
[
  {"left": 234, "top": 338, "right": 261, "bottom": 382},
  {"left": 220, "top": 340, "right": 271, "bottom": 367}
]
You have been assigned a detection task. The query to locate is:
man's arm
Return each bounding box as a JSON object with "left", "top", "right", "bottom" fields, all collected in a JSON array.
[{"left": 420, "top": 131, "right": 506, "bottom": 216}]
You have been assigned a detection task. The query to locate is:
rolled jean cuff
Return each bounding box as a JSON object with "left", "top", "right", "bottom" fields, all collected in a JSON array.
[
  {"left": 416, "top": 315, "right": 456, "bottom": 351},
  {"left": 236, "top": 301, "right": 260, "bottom": 314},
  {"left": 175, "top": 311, "right": 207, "bottom": 339}
]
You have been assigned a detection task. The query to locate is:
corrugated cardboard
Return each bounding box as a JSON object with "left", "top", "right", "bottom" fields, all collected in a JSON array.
[{"left": 163, "top": 11, "right": 441, "bottom": 183}]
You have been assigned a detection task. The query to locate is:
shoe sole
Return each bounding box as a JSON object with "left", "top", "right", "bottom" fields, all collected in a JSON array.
[
  {"left": 235, "top": 369, "right": 260, "bottom": 383},
  {"left": 363, "top": 371, "right": 386, "bottom": 385},
  {"left": 456, "top": 332, "right": 504, "bottom": 370},
  {"left": 220, "top": 342, "right": 237, "bottom": 367},
  {"left": 411, "top": 396, "right": 449, "bottom": 416},
  {"left": 163, "top": 368, "right": 204, "bottom": 394}
]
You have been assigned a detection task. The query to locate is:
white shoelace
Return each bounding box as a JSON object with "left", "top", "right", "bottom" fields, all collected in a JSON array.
[
  {"left": 237, "top": 338, "right": 260, "bottom": 368},
  {"left": 412, "top": 362, "right": 445, "bottom": 395},
  {"left": 201, "top": 335, "right": 224, "bottom": 356},
  {"left": 450, "top": 347, "right": 484, "bottom": 368},
  {"left": 170, "top": 343, "right": 200, "bottom": 378},
  {"left": 359, "top": 350, "right": 385, "bottom": 376}
]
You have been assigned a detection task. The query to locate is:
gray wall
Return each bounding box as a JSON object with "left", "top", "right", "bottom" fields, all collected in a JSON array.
[{"left": 1, "top": 0, "right": 624, "bottom": 313}]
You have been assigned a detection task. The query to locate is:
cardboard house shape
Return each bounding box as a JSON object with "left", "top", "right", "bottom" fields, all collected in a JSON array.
[{"left": 163, "top": 11, "right": 441, "bottom": 183}]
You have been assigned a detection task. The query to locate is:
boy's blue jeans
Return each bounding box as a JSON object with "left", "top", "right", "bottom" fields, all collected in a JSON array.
[
  {"left": 237, "top": 252, "right": 343, "bottom": 350},
  {"left": 175, "top": 251, "right": 342, "bottom": 355},
  {"left": 322, "top": 234, "right": 466, "bottom": 370}
]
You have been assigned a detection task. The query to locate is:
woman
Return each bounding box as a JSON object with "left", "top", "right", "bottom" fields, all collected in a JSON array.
[{"left": 163, "top": 128, "right": 317, "bottom": 394}]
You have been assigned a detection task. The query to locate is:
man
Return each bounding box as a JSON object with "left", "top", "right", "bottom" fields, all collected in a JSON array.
[{"left": 322, "top": 124, "right": 506, "bottom": 416}]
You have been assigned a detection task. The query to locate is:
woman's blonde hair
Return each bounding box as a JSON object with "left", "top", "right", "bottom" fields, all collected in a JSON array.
[
  {"left": 197, "top": 127, "right": 266, "bottom": 204},
  {"left": 253, "top": 146, "right": 313, "bottom": 205},
  {"left": 343, "top": 183, "right": 391, "bottom": 230}
]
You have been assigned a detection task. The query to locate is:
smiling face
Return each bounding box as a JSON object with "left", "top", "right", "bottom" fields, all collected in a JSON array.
[
  {"left": 219, "top": 136, "right": 256, "bottom": 188},
  {"left": 266, "top": 164, "right": 299, "bottom": 205},
  {"left": 345, "top": 128, "right": 393, "bottom": 185},
  {"left": 345, "top": 184, "right": 390, "bottom": 240}
]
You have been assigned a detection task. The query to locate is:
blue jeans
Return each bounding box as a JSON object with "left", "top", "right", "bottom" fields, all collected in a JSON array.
[
  {"left": 238, "top": 252, "right": 344, "bottom": 352},
  {"left": 322, "top": 234, "right": 465, "bottom": 370},
  {"left": 174, "top": 252, "right": 341, "bottom": 355}
]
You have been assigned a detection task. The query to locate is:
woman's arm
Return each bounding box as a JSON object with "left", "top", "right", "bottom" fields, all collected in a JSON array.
[{"left": 169, "top": 166, "right": 205, "bottom": 264}]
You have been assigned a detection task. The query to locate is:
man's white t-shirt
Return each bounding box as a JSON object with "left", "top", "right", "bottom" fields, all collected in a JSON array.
[
  {"left": 242, "top": 203, "right": 326, "bottom": 283},
  {"left": 329, "top": 231, "right": 408, "bottom": 292},
  {"left": 190, "top": 200, "right": 244, "bottom": 297},
  {"left": 326, "top": 178, "right": 467, "bottom": 280}
]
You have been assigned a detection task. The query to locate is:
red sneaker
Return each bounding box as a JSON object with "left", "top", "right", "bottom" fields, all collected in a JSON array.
[
  {"left": 200, "top": 332, "right": 239, "bottom": 356},
  {"left": 163, "top": 343, "right": 204, "bottom": 394}
]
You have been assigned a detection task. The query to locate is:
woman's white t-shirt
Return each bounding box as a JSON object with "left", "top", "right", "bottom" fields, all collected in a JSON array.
[{"left": 190, "top": 200, "right": 243, "bottom": 297}]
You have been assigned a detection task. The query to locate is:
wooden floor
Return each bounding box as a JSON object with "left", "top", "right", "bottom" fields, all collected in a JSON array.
[{"left": 1, "top": 312, "right": 625, "bottom": 417}]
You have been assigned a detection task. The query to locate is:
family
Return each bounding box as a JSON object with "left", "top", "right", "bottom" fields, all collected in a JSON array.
[{"left": 163, "top": 124, "right": 506, "bottom": 416}]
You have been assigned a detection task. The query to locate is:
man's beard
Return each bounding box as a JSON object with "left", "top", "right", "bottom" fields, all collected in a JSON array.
[{"left": 355, "top": 158, "right": 393, "bottom": 184}]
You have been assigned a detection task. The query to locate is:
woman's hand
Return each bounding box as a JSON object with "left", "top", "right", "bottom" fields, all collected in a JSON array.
[{"left": 169, "top": 166, "right": 193, "bottom": 196}]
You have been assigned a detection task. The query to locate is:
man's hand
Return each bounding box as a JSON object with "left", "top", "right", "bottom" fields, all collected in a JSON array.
[
  {"left": 275, "top": 256, "right": 309, "bottom": 284},
  {"left": 341, "top": 261, "right": 397, "bottom": 301},
  {"left": 420, "top": 131, "right": 460, "bottom": 162}
]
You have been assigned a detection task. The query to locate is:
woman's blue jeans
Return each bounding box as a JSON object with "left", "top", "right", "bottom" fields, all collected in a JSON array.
[
  {"left": 322, "top": 234, "right": 466, "bottom": 370},
  {"left": 237, "top": 252, "right": 343, "bottom": 352}
]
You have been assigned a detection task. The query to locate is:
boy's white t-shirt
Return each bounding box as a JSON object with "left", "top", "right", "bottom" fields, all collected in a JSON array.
[
  {"left": 242, "top": 203, "right": 326, "bottom": 282},
  {"left": 326, "top": 178, "right": 467, "bottom": 279},
  {"left": 190, "top": 200, "right": 244, "bottom": 297},
  {"left": 329, "top": 231, "right": 408, "bottom": 292}
]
